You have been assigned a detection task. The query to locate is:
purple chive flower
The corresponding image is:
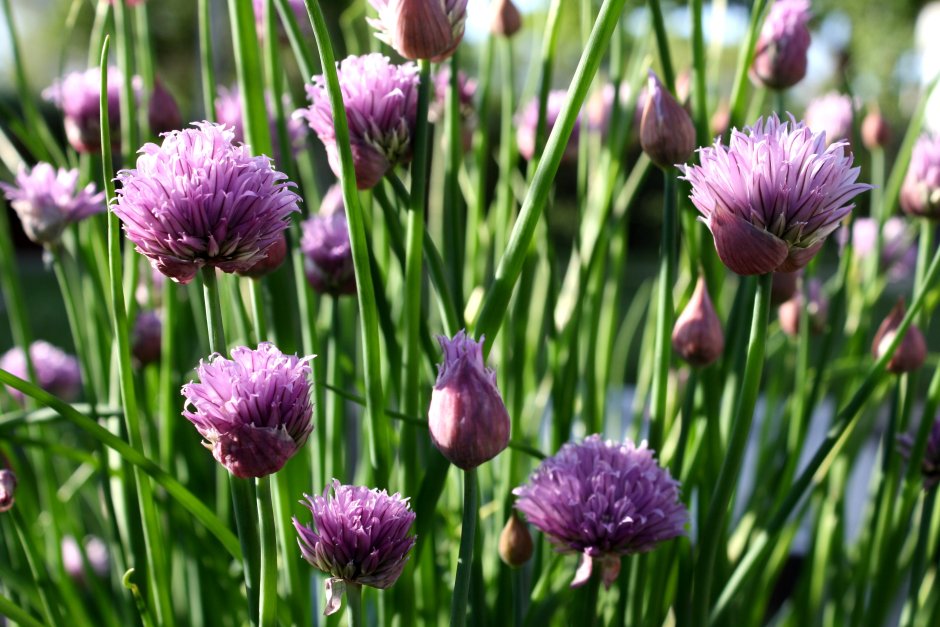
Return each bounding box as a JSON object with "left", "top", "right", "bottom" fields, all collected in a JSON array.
[
  {"left": 300, "top": 186, "right": 356, "bottom": 296},
  {"left": 367, "top": 0, "right": 468, "bottom": 62},
  {"left": 516, "top": 90, "right": 581, "bottom": 163},
  {"left": 429, "top": 331, "right": 510, "bottom": 470},
  {"left": 804, "top": 92, "right": 854, "bottom": 146},
  {"left": 0, "top": 163, "right": 105, "bottom": 246},
  {"left": 294, "top": 480, "right": 416, "bottom": 616},
  {"left": 899, "top": 419, "right": 940, "bottom": 490},
  {"left": 44, "top": 67, "right": 181, "bottom": 154},
  {"left": 0, "top": 469, "right": 16, "bottom": 513},
  {"left": 181, "top": 343, "right": 314, "bottom": 479},
  {"left": 679, "top": 114, "right": 870, "bottom": 275},
  {"left": 514, "top": 435, "right": 687, "bottom": 589},
  {"left": 900, "top": 132, "right": 940, "bottom": 219},
  {"left": 215, "top": 86, "right": 308, "bottom": 164},
  {"left": 1, "top": 341, "right": 81, "bottom": 404},
  {"left": 132, "top": 310, "right": 162, "bottom": 366},
  {"left": 113, "top": 122, "right": 300, "bottom": 284},
  {"left": 62, "top": 535, "right": 110, "bottom": 583},
  {"left": 750, "top": 0, "right": 811, "bottom": 90},
  {"left": 845, "top": 217, "right": 917, "bottom": 280},
  {"left": 296, "top": 54, "right": 420, "bottom": 190}
]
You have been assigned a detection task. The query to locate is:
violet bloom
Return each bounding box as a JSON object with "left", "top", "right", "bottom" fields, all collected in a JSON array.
[
  {"left": 132, "top": 310, "right": 162, "bottom": 366},
  {"left": 296, "top": 54, "right": 420, "bottom": 190},
  {"left": 585, "top": 82, "right": 633, "bottom": 134},
  {"left": 900, "top": 132, "right": 940, "bottom": 219},
  {"left": 44, "top": 67, "right": 181, "bottom": 154},
  {"left": 679, "top": 114, "right": 870, "bottom": 275},
  {"left": 62, "top": 535, "right": 110, "bottom": 583},
  {"left": 181, "top": 343, "right": 314, "bottom": 479},
  {"left": 516, "top": 90, "right": 581, "bottom": 163},
  {"left": 0, "top": 341, "right": 81, "bottom": 404},
  {"left": 899, "top": 419, "right": 940, "bottom": 490},
  {"left": 0, "top": 469, "right": 15, "bottom": 513},
  {"left": 294, "top": 480, "right": 416, "bottom": 615},
  {"left": 300, "top": 186, "right": 356, "bottom": 296},
  {"left": 367, "top": 0, "right": 468, "bottom": 62},
  {"left": 113, "top": 122, "right": 300, "bottom": 284},
  {"left": 215, "top": 86, "right": 308, "bottom": 164},
  {"left": 750, "top": 0, "right": 811, "bottom": 90},
  {"left": 0, "top": 163, "right": 105, "bottom": 246},
  {"left": 847, "top": 217, "right": 917, "bottom": 280},
  {"left": 804, "top": 92, "right": 854, "bottom": 146},
  {"left": 514, "top": 435, "right": 687, "bottom": 588}
]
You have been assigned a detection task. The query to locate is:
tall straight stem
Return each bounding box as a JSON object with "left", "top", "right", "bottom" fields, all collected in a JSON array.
[
  {"left": 346, "top": 583, "right": 363, "bottom": 627},
  {"left": 649, "top": 171, "right": 677, "bottom": 451},
  {"left": 256, "top": 475, "right": 278, "bottom": 627},
  {"left": 692, "top": 272, "right": 772, "bottom": 619},
  {"left": 450, "top": 468, "right": 479, "bottom": 627},
  {"left": 902, "top": 489, "right": 937, "bottom": 627}
]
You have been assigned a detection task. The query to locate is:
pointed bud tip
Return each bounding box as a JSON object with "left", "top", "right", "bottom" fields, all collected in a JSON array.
[
  {"left": 671, "top": 277, "right": 724, "bottom": 367},
  {"left": 490, "top": 0, "right": 522, "bottom": 37},
  {"left": 499, "top": 512, "right": 534, "bottom": 567},
  {"left": 640, "top": 71, "right": 696, "bottom": 169}
]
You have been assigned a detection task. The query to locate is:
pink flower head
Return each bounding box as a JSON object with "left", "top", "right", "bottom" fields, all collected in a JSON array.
[
  {"left": 514, "top": 435, "right": 687, "bottom": 589},
  {"left": 296, "top": 54, "right": 420, "bottom": 190},
  {"left": 679, "top": 114, "right": 870, "bottom": 275},
  {"left": 300, "top": 186, "right": 356, "bottom": 296},
  {"left": 750, "top": 0, "right": 811, "bottom": 90},
  {"left": 0, "top": 163, "right": 105, "bottom": 246},
  {"left": 113, "top": 122, "right": 300, "bottom": 284},
  {"left": 367, "top": 0, "right": 468, "bottom": 62},
  {"left": 181, "top": 343, "right": 314, "bottom": 479},
  {"left": 900, "top": 132, "right": 940, "bottom": 219},
  {"left": 294, "top": 480, "right": 416, "bottom": 615},
  {"left": 805, "top": 92, "right": 854, "bottom": 146},
  {"left": 215, "top": 86, "right": 308, "bottom": 165},
  {"left": 516, "top": 90, "right": 581, "bottom": 163},
  {"left": 0, "top": 341, "right": 82, "bottom": 404}
]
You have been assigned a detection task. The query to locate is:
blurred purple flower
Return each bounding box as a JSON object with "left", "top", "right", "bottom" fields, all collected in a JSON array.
[
  {"left": 251, "top": 0, "right": 309, "bottom": 38},
  {"left": 899, "top": 419, "right": 940, "bottom": 490},
  {"left": 215, "top": 86, "right": 308, "bottom": 164},
  {"left": 113, "top": 122, "right": 300, "bottom": 284},
  {"left": 430, "top": 67, "right": 477, "bottom": 152},
  {"left": 778, "top": 277, "right": 828, "bottom": 336},
  {"left": 804, "top": 92, "right": 854, "bottom": 146},
  {"left": 300, "top": 186, "right": 356, "bottom": 296},
  {"left": 132, "top": 310, "right": 162, "bottom": 366},
  {"left": 367, "top": 0, "right": 468, "bottom": 62},
  {"left": 296, "top": 54, "right": 420, "bottom": 189},
  {"left": 294, "top": 480, "right": 416, "bottom": 615},
  {"left": 845, "top": 217, "right": 917, "bottom": 280},
  {"left": 1, "top": 341, "right": 81, "bottom": 404},
  {"left": 62, "top": 535, "right": 110, "bottom": 583},
  {"left": 0, "top": 163, "right": 105, "bottom": 246},
  {"left": 679, "top": 114, "right": 870, "bottom": 275},
  {"left": 514, "top": 434, "right": 687, "bottom": 589},
  {"left": 0, "top": 469, "right": 16, "bottom": 513},
  {"left": 181, "top": 342, "right": 314, "bottom": 478},
  {"left": 900, "top": 132, "right": 940, "bottom": 218},
  {"left": 750, "top": 0, "right": 811, "bottom": 90},
  {"left": 516, "top": 90, "right": 581, "bottom": 163},
  {"left": 585, "top": 82, "right": 633, "bottom": 134}
]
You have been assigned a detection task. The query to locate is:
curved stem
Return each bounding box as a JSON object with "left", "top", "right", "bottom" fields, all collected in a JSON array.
[{"left": 450, "top": 468, "right": 479, "bottom": 627}]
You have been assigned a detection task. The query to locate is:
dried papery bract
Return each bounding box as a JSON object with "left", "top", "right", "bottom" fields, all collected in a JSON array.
[
  {"left": 750, "top": 0, "right": 811, "bottom": 90},
  {"left": 0, "top": 341, "right": 82, "bottom": 405},
  {"left": 640, "top": 70, "right": 696, "bottom": 170},
  {"left": 679, "top": 115, "right": 870, "bottom": 276},
  {"left": 294, "top": 481, "right": 416, "bottom": 615},
  {"left": 499, "top": 512, "right": 534, "bottom": 568},
  {"left": 900, "top": 132, "right": 940, "bottom": 219},
  {"left": 367, "top": 0, "right": 468, "bottom": 62},
  {"left": 871, "top": 299, "right": 927, "bottom": 374},
  {"left": 490, "top": 0, "right": 522, "bottom": 38},
  {"left": 672, "top": 277, "right": 724, "bottom": 367},
  {"left": 514, "top": 435, "right": 687, "bottom": 589}
]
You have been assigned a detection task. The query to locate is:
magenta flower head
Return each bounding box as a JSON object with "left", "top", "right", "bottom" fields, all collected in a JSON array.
[
  {"left": 294, "top": 480, "right": 416, "bottom": 615},
  {"left": 0, "top": 469, "right": 16, "bottom": 513},
  {"left": 516, "top": 90, "right": 581, "bottom": 163},
  {"left": 805, "top": 92, "right": 854, "bottom": 146},
  {"left": 429, "top": 330, "right": 510, "bottom": 470},
  {"left": 296, "top": 54, "right": 420, "bottom": 190},
  {"left": 900, "top": 132, "right": 940, "bottom": 219},
  {"left": 750, "top": 0, "right": 811, "bottom": 90},
  {"left": 367, "top": 0, "right": 468, "bottom": 62},
  {"left": 679, "top": 114, "right": 870, "bottom": 275},
  {"left": 181, "top": 342, "right": 314, "bottom": 479},
  {"left": 300, "top": 186, "right": 356, "bottom": 296},
  {"left": 1, "top": 341, "right": 81, "bottom": 404},
  {"left": 215, "top": 87, "right": 308, "bottom": 164},
  {"left": 899, "top": 419, "right": 940, "bottom": 490},
  {"left": 514, "top": 435, "right": 687, "bottom": 589},
  {"left": 0, "top": 163, "right": 105, "bottom": 247},
  {"left": 132, "top": 310, "right": 162, "bottom": 366},
  {"left": 113, "top": 122, "right": 300, "bottom": 284}
]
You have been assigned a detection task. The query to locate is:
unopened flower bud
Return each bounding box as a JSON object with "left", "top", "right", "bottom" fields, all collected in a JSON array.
[
  {"left": 861, "top": 108, "right": 890, "bottom": 150},
  {"left": 428, "top": 331, "right": 510, "bottom": 470},
  {"left": 0, "top": 469, "right": 16, "bottom": 513},
  {"left": 490, "top": 0, "right": 522, "bottom": 38},
  {"left": 671, "top": 277, "right": 724, "bottom": 367},
  {"left": 237, "top": 232, "right": 288, "bottom": 279},
  {"left": 132, "top": 310, "right": 162, "bottom": 366},
  {"left": 640, "top": 71, "right": 696, "bottom": 169},
  {"left": 771, "top": 270, "right": 800, "bottom": 306},
  {"left": 148, "top": 81, "right": 183, "bottom": 137},
  {"left": 499, "top": 512, "right": 533, "bottom": 568},
  {"left": 872, "top": 299, "right": 927, "bottom": 374},
  {"left": 300, "top": 189, "right": 356, "bottom": 297},
  {"left": 778, "top": 278, "right": 827, "bottom": 336},
  {"left": 750, "top": 0, "right": 811, "bottom": 90},
  {"left": 367, "top": 0, "right": 468, "bottom": 62}
]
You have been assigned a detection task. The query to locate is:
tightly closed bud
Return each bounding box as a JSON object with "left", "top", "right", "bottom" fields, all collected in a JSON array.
[
  {"left": 300, "top": 188, "right": 357, "bottom": 296},
  {"left": 771, "top": 270, "right": 800, "bottom": 306},
  {"left": 0, "top": 469, "right": 16, "bottom": 512},
  {"left": 428, "top": 331, "right": 510, "bottom": 470},
  {"left": 132, "top": 310, "right": 162, "bottom": 366},
  {"left": 237, "top": 232, "right": 288, "bottom": 279},
  {"left": 640, "top": 71, "right": 696, "bottom": 169},
  {"left": 750, "top": 0, "right": 811, "bottom": 90},
  {"left": 861, "top": 108, "right": 891, "bottom": 150},
  {"left": 367, "top": 0, "right": 468, "bottom": 62},
  {"left": 872, "top": 299, "right": 927, "bottom": 374},
  {"left": 778, "top": 278, "right": 827, "bottom": 336},
  {"left": 499, "top": 512, "right": 534, "bottom": 568},
  {"left": 671, "top": 277, "right": 724, "bottom": 367},
  {"left": 490, "top": 0, "right": 522, "bottom": 38}
]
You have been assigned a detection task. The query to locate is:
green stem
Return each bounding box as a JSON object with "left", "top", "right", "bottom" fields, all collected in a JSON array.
[
  {"left": 689, "top": 0, "right": 710, "bottom": 144},
  {"left": 198, "top": 0, "right": 216, "bottom": 119},
  {"left": 0, "top": 591, "right": 44, "bottom": 627},
  {"left": 902, "top": 489, "right": 937, "bottom": 627},
  {"left": 346, "top": 583, "right": 363, "bottom": 627},
  {"left": 304, "top": 0, "right": 389, "bottom": 487},
  {"left": 672, "top": 369, "right": 699, "bottom": 479},
  {"left": 693, "top": 272, "right": 772, "bottom": 620},
  {"left": 113, "top": 0, "right": 138, "bottom": 163},
  {"left": 0, "top": 187, "right": 35, "bottom": 383},
  {"left": 646, "top": 0, "right": 675, "bottom": 91},
  {"left": 11, "top": 505, "right": 64, "bottom": 626},
  {"left": 649, "top": 171, "right": 677, "bottom": 452},
  {"left": 728, "top": 0, "right": 769, "bottom": 128},
  {"left": 450, "top": 468, "right": 478, "bottom": 627},
  {"left": 228, "top": 0, "right": 272, "bottom": 156},
  {"left": 328, "top": 297, "right": 343, "bottom": 481},
  {"left": 256, "top": 476, "right": 278, "bottom": 627}
]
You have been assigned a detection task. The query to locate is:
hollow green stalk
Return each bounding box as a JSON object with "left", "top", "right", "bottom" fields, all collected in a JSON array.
[
  {"left": 256, "top": 475, "right": 277, "bottom": 626},
  {"left": 198, "top": 0, "right": 216, "bottom": 119},
  {"left": 228, "top": 0, "right": 273, "bottom": 157},
  {"left": 346, "top": 583, "right": 363, "bottom": 627},
  {"left": 450, "top": 468, "right": 479, "bottom": 627},
  {"left": 902, "top": 489, "right": 937, "bottom": 627},
  {"left": 10, "top": 505, "right": 64, "bottom": 626},
  {"left": 0, "top": 591, "right": 44, "bottom": 627},
  {"left": 728, "top": 0, "right": 769, "bottom": 128}
]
